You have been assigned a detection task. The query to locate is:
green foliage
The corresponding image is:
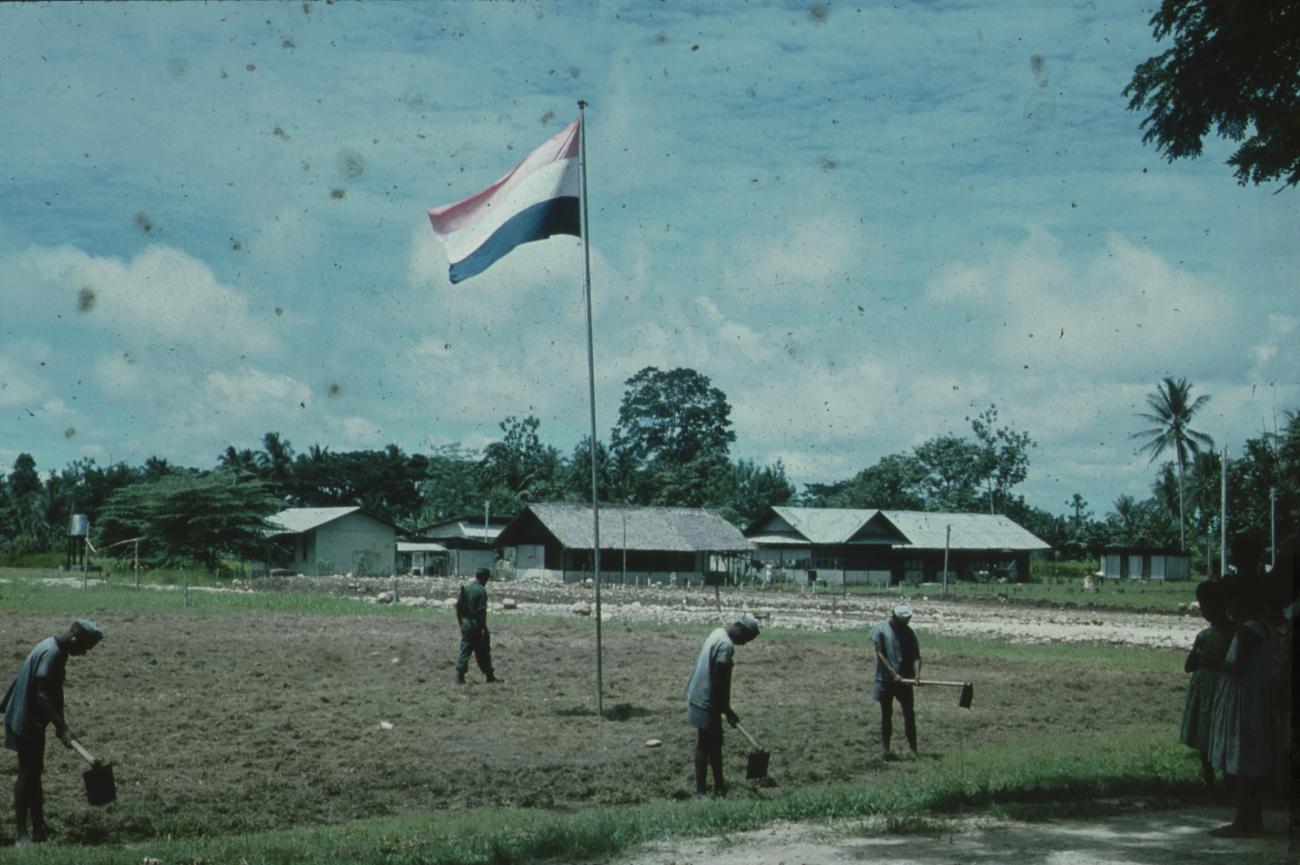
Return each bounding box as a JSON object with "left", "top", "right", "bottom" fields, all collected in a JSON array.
[
  {"left": 611, "top": 366, "right": 736, "bottom": 505},
  {"left": 98, "top": 470, "right": 281, "bottom": 572},
  {"left": 1131, "top": 377, "right": 1214, "bottom": 550},
  {"left": 802, "top": 404, "right": 1034, "bottom": 517},
  {"left": 1125, "top": 0, "right": 1300, "bottom": 188}
]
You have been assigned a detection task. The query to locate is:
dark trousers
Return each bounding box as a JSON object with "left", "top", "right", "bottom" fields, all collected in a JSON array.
[
  {"left": 694, "top": 716, "right": 725, "bottom": 794},
  {"left": 9, "top": 729, "right": 46, "bottom": 838},
  {"left": 456, "top": 625, "right": 494, "bottom": 677},
  {"left": 879, "top": 682, "right": 917, "bottom": 753}
]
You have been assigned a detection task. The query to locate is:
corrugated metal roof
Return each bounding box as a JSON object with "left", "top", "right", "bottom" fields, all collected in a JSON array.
[
  {"left": 268, "top": 506, "right": 361, "bottom": 535},
  {"left": 520, "top": 503, "right": 753, "bottom": 552},
  {"left": 418, "top": 519, "right": 506, "bottom": 542},
  {"left": 875, "top": 510, "right": 1050, "bottom": 551},
  {"left": 746, "top": 534, "right": 811, "bottom": 546},
  {"left": 770, "top": 506, "right": 879, "bottom": 544},
  {"left": 397, "top": 541, "right": 448, "bottom": 553}
]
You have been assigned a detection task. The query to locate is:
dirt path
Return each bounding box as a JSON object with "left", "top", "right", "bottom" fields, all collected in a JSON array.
[
  {"left": 609, "top": 806, "right": 1293, "bottom": 865},
  {"left": 245, "top": 574, "right": 1205, "bottom": 650}
]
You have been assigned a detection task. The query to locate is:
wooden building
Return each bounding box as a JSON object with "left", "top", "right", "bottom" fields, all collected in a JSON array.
[
  {"left": 495, "top": 503, "right": 753, "bottom": 585},
  {"left": 1098, "top": 547, "right": 1191, "bottom": 581},
  {"left": 267, "top": 506, "right": 396, "bottom": 576},
  {"left": 745, "top": 506, "right": 1050, "bottom": 586},
  {"left": 407, "top": 516, "right": 509, "bottom": 577}
]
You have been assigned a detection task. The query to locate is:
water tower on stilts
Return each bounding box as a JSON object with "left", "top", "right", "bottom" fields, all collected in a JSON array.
[{"left": 67, "top": 513, "right": 90, "bottom": 571}]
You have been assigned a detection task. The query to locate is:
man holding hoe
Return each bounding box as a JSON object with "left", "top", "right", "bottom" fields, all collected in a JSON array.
[
  {"left": 1, "top": 619, "right": 104, "bottom": 846},
  {"left": 685, "top": 614, "right": 761, "bottom": 797},
  {"left": 870, "top": 603, "right": 922, "bottom": 758}
]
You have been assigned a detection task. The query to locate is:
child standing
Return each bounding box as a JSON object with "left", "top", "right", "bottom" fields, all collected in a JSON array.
[
  {"left": 1180, "top": 580, "right": 1232, "bottom": 798},
  {"left": 1204, "top": 579, "right": 1273, "bottom": 837}
]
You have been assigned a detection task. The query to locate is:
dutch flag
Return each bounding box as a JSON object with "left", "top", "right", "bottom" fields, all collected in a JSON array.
[{"left": 428, "top": 120, "right": 581, "bottom": 284}]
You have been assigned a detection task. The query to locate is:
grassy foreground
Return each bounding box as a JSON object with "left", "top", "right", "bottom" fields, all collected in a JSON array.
[
  {"left": 0, "top": 575, "right": 1205, "bottom": 865},
  {"left": 0, "top": 730, "right": 1200, "bottom": 865}
]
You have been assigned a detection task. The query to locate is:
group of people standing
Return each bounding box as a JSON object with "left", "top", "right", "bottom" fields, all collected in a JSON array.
[{"left": 1180, "top": 572, "right": 1292, "bottom": 838}]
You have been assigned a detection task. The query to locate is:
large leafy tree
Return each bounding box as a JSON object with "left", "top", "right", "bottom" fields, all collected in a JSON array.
[
  {"left": 98, "top": 470, "right": 281, "bottom": 572},
  {"left": 968, "top": 405, "right": 1035, "bottom": 515},
  {"left": 611, "top": 367, "right": 736, "bottom": 506},
  {"left": 913, "top": 435, "right": 987, "bottom": 512},
  {"left": 1132, "top": 377, "right": 1215, "bottom": 550},
  {"left": 1125, "top": 0, "right": 1300, "bottom": 188}
]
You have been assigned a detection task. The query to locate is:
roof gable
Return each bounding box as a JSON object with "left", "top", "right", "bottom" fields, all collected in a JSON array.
[
  {"left": 500, "top": 503, "right": 752, "bottom": 552},
  {"left": 270, "top": 506, "right": 361, "bottom": 535},
  {"left": 768, "top": 506, "right": 879, "bottom": 544},
  {"left": 875, "top": 510, "right": 1050, "bottom": 550}
]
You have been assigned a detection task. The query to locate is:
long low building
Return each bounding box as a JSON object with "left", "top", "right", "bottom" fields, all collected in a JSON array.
[
  {"left": 745, "top": 506, "right": 1050, "bottom": 586},
  {"left": 495, "top": 503, "right": 753, "bottom": 585}
]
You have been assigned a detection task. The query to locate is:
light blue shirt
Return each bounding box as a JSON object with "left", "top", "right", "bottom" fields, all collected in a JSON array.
[
  {"left": 684, "top": 628, "right": 734, "bottom": 712},
  {"left": 1, "top": 637, "right": 66, "bottom": 738}
]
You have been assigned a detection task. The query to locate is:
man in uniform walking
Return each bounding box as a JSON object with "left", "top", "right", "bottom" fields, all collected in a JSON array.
[
  {"left": 684, "top": 614, "right": 760, "bottom": 797},
  {"left": 454, "top": 567, "right": 499, "bottom": 684},
  {"left": 1, "top": 619, "right": 104, "bottom": 846},
  {"left": 870, "top": 603, "right": 922, "bottom": 758}
]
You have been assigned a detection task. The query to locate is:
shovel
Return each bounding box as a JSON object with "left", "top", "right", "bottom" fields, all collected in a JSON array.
[
  {"left": 68, "top": 737, "right": 116, "bottom": 806},
  {"left": 733, "top": 721, "right": 770, "bottom": 780},
  {"left": 906, "top": 679, "right": 975, "bottom": 709}
]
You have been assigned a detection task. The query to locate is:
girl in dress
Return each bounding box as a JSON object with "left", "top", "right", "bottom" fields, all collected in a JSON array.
[
  {"left": 1203, "top": 579, "right": 1272, "bottom": 837},
  {"left": 1179, "top": 581, "right": 1232, "bottom": 798}
]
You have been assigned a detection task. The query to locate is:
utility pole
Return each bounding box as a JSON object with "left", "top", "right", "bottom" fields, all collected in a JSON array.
[
  {"left": 942, "top": 524, "right": 951, "bottom": 597},
  {"left": 1220, "top": 445, "right": 1228, "bottom": 578}
]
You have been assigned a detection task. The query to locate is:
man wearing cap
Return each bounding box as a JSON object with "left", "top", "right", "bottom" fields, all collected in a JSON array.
[
  {"left": 1, "top": 619, "right": 103, "bottom": 846},
  {"left": 869, "top": 604, "right": 922, "bottom": 758},
  {"left": 454, "top": 567, "right": 499, "bottom": 684},
  {"left": 684, "top": 614, "right": 760, "bottom": 797}
]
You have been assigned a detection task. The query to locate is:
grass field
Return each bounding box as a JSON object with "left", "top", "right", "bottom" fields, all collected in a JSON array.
[{"left": 0, "top": 575, "right": 1211, "bottom": 864}]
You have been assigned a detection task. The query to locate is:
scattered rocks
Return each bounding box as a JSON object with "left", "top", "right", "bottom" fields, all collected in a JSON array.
[
  {"left": 502, "top": 597, "right": 519, "bottom": 610},
  {"left": 375, "top": 591, "right": 394, "bottom": 604},
  {"left": 645, "top": 739, "right": 662, "bottom": 748},
  {"left": 379, "top": 720, "right": 394, "bottom": 731},
  {"left": 571, "top": 602, "right": 592, "bottom": 616}
]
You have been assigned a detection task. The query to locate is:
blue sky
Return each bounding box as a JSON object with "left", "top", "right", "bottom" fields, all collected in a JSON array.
[{"left": 1, "top": 1, "right": 1296, "bottom": 519}]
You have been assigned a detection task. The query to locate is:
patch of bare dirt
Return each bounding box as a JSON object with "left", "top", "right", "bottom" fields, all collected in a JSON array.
[{"left": 609, "top": 807, "right": 1293, "bottom": 865}]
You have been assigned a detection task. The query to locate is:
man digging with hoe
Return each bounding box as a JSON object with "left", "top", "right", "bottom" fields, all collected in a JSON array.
[
  {"left": 871, "top": 603, "right": 922, "bottom": 759},
  {"left": 1, "top": 619, "right": 104, "bottom": 847},
  {"left": 685, "top": 614, "right": 761, "bottom": 797}
]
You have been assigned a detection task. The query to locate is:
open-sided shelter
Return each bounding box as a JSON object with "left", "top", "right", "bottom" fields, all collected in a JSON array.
[
  {"left": 745, "top": 506, "right": 1050, "bottom": 586},
  {"left": 495, "top": 503, "right": 753, "bottom": 584}
]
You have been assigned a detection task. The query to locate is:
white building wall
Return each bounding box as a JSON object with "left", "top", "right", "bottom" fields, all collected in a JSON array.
[{"left": 311, "top": 513, "right": 395, "bottom": 576}]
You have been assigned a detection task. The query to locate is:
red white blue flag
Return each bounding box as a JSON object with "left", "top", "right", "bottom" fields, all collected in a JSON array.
[{"left": 428, "top": 120, "right": 581, "bottom": 284}]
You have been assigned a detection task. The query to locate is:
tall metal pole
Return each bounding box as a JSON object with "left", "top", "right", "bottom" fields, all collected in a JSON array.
[
  {"left": 484, "top": 499, "right": 490, "bottom": 573},
  {"left": 577, "top": 99, "right": 604, "bottom": 719},
  {"left": 1270, "top": 487, "right": 1277, "bottom": 570},
  {"left": 1220, "top": 445, "right": 1228, "bottom": 578},
  {"left": 942, "top": 524, "right": 951, "bottom": 597}
]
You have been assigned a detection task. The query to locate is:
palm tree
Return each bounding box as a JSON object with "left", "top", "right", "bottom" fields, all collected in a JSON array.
[{"left": 1132, "top": 377, "right": 1214, "bottom": 550}]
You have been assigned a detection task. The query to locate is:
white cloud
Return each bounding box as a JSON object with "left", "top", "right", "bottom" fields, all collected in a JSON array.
[
  {"left": 8, "top": 242, "right": 277, "bottom": 358},
  {"left": 0, "top": 354, "right": 43, "bottom": 409}
]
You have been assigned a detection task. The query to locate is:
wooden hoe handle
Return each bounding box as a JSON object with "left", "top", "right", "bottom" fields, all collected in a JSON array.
[{"left": 68, "top": 738, "right": 99, "bottom": 766}]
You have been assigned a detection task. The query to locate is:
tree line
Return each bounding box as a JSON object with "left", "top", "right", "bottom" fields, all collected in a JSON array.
[{"left": 0, "top": 368, "right": 1295, "bottom": 573}]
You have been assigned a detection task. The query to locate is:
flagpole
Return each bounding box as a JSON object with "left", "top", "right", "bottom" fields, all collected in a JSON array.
[{"left": 577, "top": 99, "right": 604, "bottom": 720}]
